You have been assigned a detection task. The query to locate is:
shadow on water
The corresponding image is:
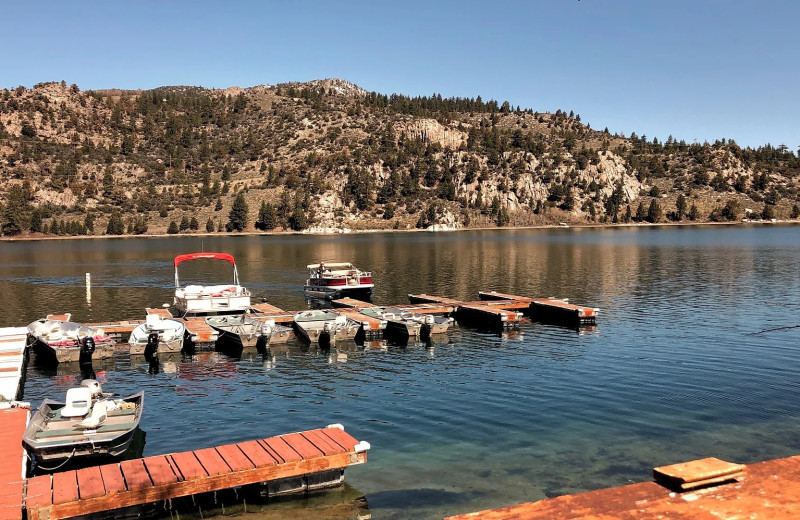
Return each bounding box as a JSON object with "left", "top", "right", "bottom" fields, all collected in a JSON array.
[
  {"left": 96, "top": 483, "right": 370, "bottom": 520},
  {"left": 365, "top": 487, "right": 482, "bottom": 510}
]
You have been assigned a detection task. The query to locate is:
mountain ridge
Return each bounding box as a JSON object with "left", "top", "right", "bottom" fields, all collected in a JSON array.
[{"left": 0, "top": 79, "right": 798, "bottom": 237}]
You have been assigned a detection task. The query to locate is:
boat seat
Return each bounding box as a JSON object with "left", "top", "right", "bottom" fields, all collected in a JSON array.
[
  {"left": 146, "top": 314, "right": 161, "bottom": 327},
  {"left": 61, "top": 388, "right": 93, "bottom": 417},
  {"left": 77, "top": 400, "right": 108, "bottom": 429}
]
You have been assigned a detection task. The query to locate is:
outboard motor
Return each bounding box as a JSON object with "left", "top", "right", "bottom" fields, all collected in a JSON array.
[
  {"left": 79, "top": 337, "right": 96, "bottom": 363},
  {"left": 144, "top": 332, "right": 159, "bottom": 361}
]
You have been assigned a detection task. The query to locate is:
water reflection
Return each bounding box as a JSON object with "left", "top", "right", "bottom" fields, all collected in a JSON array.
[{"left": 8, "top": 226, "right": 800, "bottom": 520}]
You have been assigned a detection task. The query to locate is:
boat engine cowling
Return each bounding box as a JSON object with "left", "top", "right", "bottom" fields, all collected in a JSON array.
[
  {"left": 79, "top": 337, "right": 96, "bottom": 363},
  {"left": 144, "top": 332, "right": 159, "bottom": 358}
]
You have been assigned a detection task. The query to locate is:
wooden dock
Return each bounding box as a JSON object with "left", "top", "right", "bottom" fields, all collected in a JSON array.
[
  {"left": 33, "top": 290, "right": 598, "bottom": 355},
  {"left": 479, "top": 291, "right": 599, "bottom": 326},
  {"left": 332, "top": 308, "right": 386, "bottom": 340},
  {"left": 408, "top": 294, "right": 523, "bottom": 330},
  {"left": 444, "top": 455, "right": 800, "bottom": 519},
  {"left": 0, "top": 405, "right": 30, "bottom": 520},
  {"left": 25, "top": 425, "right": 370, "bottom": 520},
  {"left": 0, "top": 328, "right": 28, "bottom": 402},
  {"left": 249, "top": 303, "right": 295, "bottom": 324}
]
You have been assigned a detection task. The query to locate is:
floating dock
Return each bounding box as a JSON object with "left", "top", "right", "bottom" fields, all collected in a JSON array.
[
  {"left": 331, "top": 308, "right": 386, "bottom": 340},
  {"left": 0, "top": 404, "right": 30, "bottom": 520},
  {"left": 444, "top": 455, "right": 800, "bottom": 519},
  {"left": 249, "top": 303, "right": 295, "bottom": 324},
  {"left": 479, "top": 291, "right": 599, "bottom": 326},
  {"left": 32, "top": 290, "right": 598, "bottom": 356},
  {"left": 408, "top": 294, "right": 523, "bottom": 330},
  {"left": 25, "top": 425, "right": 369, "bottom": 520},
  {"left": 0, "top": 328, "right": 28, "bottom": 402}
]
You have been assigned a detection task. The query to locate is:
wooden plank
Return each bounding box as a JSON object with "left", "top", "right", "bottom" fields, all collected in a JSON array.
[
  {"left": 23, "top": 476, "right": 51, "bottom": 508},
  {"left": 214, "top": 444, "right": 255, "bottom": 472},
  {"left": 45, "top": 450, "right": 363, "bottom": 520},
  {"left": 237, "top": 440, "right": 279, "bottom": 468},
  {"left": 142, "top": 456, "right": 178, "bottom": 486},
  {"left": 193, "top": 447, "right": 230, "bottom": 476},
  {"left": 259, "top": 437, "right": 302, "bottom": 463},
  {"left": 281, "top": 432, "right": 325, "bottom": 460},
  {"left": 75, "top": 466, "right": 105, "bottom": 500},
  {"left": 119, "top": 459, "right": 151, "bottom": 491},
  {"left": 51, "top": 472, "right": 78, "bottom": 505},
  {"left": 98, "top": 463, "right": 126, "bottom": 495},
  {"left": 302, "top": 429, "right": 346, "bottom": 456},
  {"left": 320, "top": 427, "right": 359, "bottom": 451},
  {"left": 168, "top": 452, "right": 207, "bottom": 481}
]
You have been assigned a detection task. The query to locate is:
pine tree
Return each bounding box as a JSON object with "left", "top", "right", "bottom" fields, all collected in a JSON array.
[
  {"left": 255, "top": 201, "right": 276, "bottom": 230},
  {"left": 167, "top": 221, "right": 179, "bottom": 234},
  {"left": 647, "top": 199, "right": 663, "bottom": 223},
  {"left": 227, "top": 193, "right": 249, "bottom": 231},
  {"left": 206, "top": 218, "right": 215, "bottom": 232},
  {"left": 675, "top": 194, "right": 687, "bottom": 220},
  {"left": 106, "top": 212, "right": 125, "bottom": 235}
]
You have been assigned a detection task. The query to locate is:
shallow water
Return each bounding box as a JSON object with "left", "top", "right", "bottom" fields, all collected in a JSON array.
[{"left": 4, "top": 224, "right": 800, "bottom": 519}]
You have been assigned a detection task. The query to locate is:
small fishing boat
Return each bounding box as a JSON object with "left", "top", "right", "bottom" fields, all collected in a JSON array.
[
  {"left": 173, "top": 252, "right": 251, "bottom": 317},
  {"left": 359, "top": 307, "right": 423, "bottom": 339},
  {"left": 22, "top": 379, "right": 144, "bottom": 469},
  {"left": 293, "top": 310, "right": 360, "bottom": 345},
  {"left": 409, "top": 313, "right": 455, "bottom": 337},
  {"left": 27, "top": 316, "right": 115, "bottom": 364},
  {"left": 128, "top": 315, "right": 185, "bottom": 355},
  {"left": 206, "top": 314, "right": 272, "bottom": 349},
  {"left": 303, "top": 262, "right": 374, "bottom": 301},
  {"left": 359, "top": 307, "right": 454, "bottom": 339}
]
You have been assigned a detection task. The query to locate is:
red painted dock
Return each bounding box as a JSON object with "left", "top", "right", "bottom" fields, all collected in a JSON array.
[
  {"left": 0, "top": 405, "right": 30, "bottom": 520},
  {"left": 444, "top": 455, "right": 800, "bottom": 520},
  {"left": 25, "top": 425, "right": 369, "bottom": 520}
]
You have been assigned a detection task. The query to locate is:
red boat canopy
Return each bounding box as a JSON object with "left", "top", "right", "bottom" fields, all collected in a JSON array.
[{"left": 174, "top": 252, "right": 236, "bottom": 267}]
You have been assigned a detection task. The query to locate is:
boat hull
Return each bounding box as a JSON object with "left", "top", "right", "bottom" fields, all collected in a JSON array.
[
  {"left": 23, "top": 392, "right": 145, "bottom": 467},
  {"left": 303, "top": 285, "right": 373, "bottom": 301},
  {"left": 32, "top": 337, "right": 115, "bottom": 365}
]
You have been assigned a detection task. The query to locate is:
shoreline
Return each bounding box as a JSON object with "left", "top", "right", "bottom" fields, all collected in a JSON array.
[{"left": 0, "top": 218, "right": 797, "bottom": 242}]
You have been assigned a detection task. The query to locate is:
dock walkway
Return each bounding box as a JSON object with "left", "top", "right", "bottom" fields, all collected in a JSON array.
[
  {"left": 25, "top": 425, "right": 369, "bottom": 520},
  {"left": 0, "top": 327, "right": 28, "bottom": 401}
]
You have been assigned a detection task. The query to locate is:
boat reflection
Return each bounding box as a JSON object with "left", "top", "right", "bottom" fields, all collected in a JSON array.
[{"left": 32, "top": 357, "right": 116, "bottom": 378}]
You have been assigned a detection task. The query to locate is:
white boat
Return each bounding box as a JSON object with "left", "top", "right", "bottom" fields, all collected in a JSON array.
[
  {"left": 27, "top": 316, "right": 115, "bottom": 364},
  {"left": 22, "top": 380, "right": 144, "bottom": 469},
  {"left": 293, "top": 310, "right": 360, "bottom": 345},
  {"left": 303, "top": 262, "right": 373, "bottom": 301},
  {"left": 128, "top": 315, "right": 185, "bottom": 355},
  {"left": 172, "top": 252, "right": 252, "bottom": 316}
]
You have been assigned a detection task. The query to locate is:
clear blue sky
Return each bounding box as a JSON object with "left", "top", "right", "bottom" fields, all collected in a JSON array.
[{"left": 2, "top": 1, "right": 797, "bottom": 150}]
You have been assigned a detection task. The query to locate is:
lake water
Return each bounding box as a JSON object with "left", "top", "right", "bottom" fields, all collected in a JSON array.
[{"left": 4, "top": 225, "right": 800, "bottom": 519}]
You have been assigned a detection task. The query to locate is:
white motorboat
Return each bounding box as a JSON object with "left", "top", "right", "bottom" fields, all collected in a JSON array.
[
  {"left": 128, "top": 314, "right": 185, "bottom": 355},
  {"left": 27, "top": 315, "right": 115, "bottom": 364},
  {"left": 173, "top": 252, "right": 251, "bottom": 316},
  {"left": 293, "top": 310, "right": 360, "bottom": 345}
]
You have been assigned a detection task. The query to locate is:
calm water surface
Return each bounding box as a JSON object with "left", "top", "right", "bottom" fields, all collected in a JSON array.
[{"left": 3, "top": 225, "right": 800, "bottom": 519}]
